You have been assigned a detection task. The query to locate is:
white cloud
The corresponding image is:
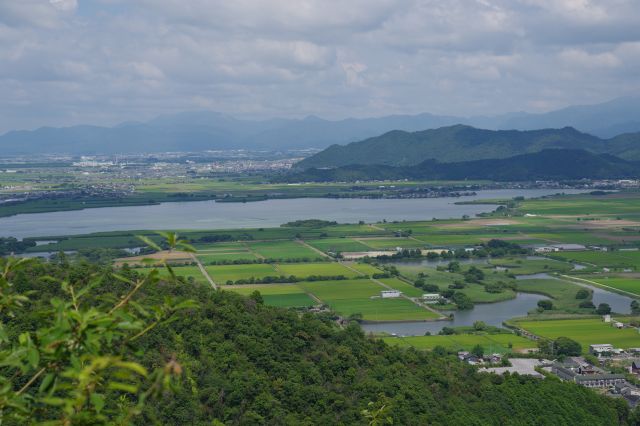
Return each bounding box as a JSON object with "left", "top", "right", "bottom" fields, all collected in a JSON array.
[{"left": 0, "top": 0, "right": 639, "bottom": 132}]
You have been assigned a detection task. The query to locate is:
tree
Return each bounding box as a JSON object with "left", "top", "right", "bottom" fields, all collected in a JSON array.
[
  {"left": 575, "top": 289, "right": 590, "bottom": 299},
  {"left": 554, "top": 337, "right": 582, "bottom": 356},
  {"left": 631, "top": 300, "right": 640, "bottom": 315},
  {"left": 447, "top": 261, "right": 461, "bottom": 273},
  {"left": 473, "top": 321, "right": 487, "bottom": 331},
  {"left": 464, "top": 266, "right": 484, "bottom": 283},
  {"left": 0, "top": 233, "right": 196, "bottom": 424},
  {"left": 471, "top": 344, "right": 484, "bottom": 358},
  {"left": 452, "top": 292, "right": 474, "bottom": 310},
  {"left": 579, "top": 300, "right": 595, "bottom": 309},
  {"left": 537, "top": 300, "right": 553, "bottom": 310},
  {"left": 596, "top": 303, "right": 612, "bottom": 315}
]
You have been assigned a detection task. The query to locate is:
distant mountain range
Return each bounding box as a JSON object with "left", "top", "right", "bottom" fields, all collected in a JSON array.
[
  {"left": 281, "top": 149, "right": 640, "bottom": 182},
  {"left": 1, "top": 96, "right": 639, "bottom": 155},
  {"left": 295, "top": 125, "right": 640, "bottom": 169}
]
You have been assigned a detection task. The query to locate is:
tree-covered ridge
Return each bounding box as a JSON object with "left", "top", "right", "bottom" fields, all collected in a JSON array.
[
  {"left": 295, "top": 124, "right": 640, "bottom": 169},
  {"left": 1, "top": 251, "right": 633, "bottom": 424},
  {"left": 281, "top": 149, "right": 640, "bottom": 182}
]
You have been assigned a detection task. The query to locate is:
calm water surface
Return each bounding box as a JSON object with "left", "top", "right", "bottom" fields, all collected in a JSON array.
[{"left": 0, "top": 188, "right": 586, "bottom": 239}]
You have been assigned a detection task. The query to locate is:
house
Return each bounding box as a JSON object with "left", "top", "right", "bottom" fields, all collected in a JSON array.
[
  {"left": 589, "top": 344, "right": 615, "bottom": 356},
  {"left": 381, "top": 290, "right": 401, "bottom": 298},
  {"left": 422, "top": 293, "right": 441, "bottom": 304},
  {"left": 534, "top": 246, "right": 559, "bottom": 253},
  {"left": 630, "top": 360, "right": 640, "bottom": 375},
  {"left": 552, "top": 359, "right": 625, "bottom": 388},
  {"left": 550, "top": 243, "right": 586, "bottom": 251},
  {"left": 614, "top": 322, "right": 624, "bottom": 329},
  {"left": 613, "top": 382, "right": 640, "bottom": 408}
]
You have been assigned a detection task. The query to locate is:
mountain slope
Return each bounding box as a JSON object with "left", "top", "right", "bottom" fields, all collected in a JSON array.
[
  {"left": 283, "top": 149, "right": 640, "bottom": 182},
  {"left": 295, "top": 125, "right": 640, "bottom": 169},
  {"left": 1, "top": 96, "right": 639, "bottom": 154}
]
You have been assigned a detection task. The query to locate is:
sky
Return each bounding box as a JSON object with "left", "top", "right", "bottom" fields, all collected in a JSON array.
[{"left": 0, "top": 0, "right": 639, "bottom": 133}]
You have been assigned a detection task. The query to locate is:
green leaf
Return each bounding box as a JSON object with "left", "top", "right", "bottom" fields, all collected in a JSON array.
[
  {"left": 39, "top": 373, "right": 55, "bottom": 393},
  {"left": 137, "top": 235, "right": 161, "bottom": 251},
  {"left": 41, "top": 397, "right": 65, "bottom": 406},
  {"left": 107, "top": 382, "right": 139, "bottom": 393},
  {"left": 115, "top": 361, "right": 148, "bottom": 377},
  {"left": 91, "top": 393, "right": 105, "bottom": 413}
]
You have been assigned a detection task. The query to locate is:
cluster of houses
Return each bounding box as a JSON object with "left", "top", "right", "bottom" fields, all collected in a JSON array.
[
  {"left": 550, "top": 355, "right": 640, "bottom": 408},
  {"left": 457, "top": 351, "right": 502, "bottom": 365},
  {"left": 589, "top": 343, "right": 640, "bottom": 357}
]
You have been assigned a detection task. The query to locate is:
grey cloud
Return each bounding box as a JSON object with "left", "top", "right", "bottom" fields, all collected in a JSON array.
[{"left": 0, "top": 0, "right": 639, "bottom": 134}]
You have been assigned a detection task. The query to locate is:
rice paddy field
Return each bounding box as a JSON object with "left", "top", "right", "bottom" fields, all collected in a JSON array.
[
  {"left": 297, "top": 279, "right": 440, "bottom": 321},
  {"left": 382, "top": 333, "right": 534, "bottom": 353},
  {"left": 488, "top": 258, "right": 574, "bottom": 275},
  {"left": 306, "top": 238, "right": 371, "bottom": 253},
  {"left": 275, "top": 262, "right": 360, "bottom": 278},
  {"left": 223, "top": 284, "right": 316, "bottom": 308},
  {"left": 206, "top": 263, "right": 278, "bottom": 283},
  {"left": 196, "top": 252, "right": 259, "bottom": 263},
  {"left": 247, "top": 240, "right": 322, "bottom": 260},
  {"left": 516, "top": 318, "right": 640, "bottom": 351},
  {"left": 357, "top": 237, "right": 425, "bottom": 250},
  {"left": 156, "top": 265, "right": 208, "bottom": 284},
  {"left": 586, "top": 277, "right": 640, "bottom": 296},
  {"left": 515, "top": 278, "right": 592, "bottom": 312},
  {"left": 343, "top": 262, "right": 383, "bottom": 276},
  {"left": 378, "top": 278, "right": 425, "bottom": 297},
  {"left": 551, "top": 250, "right": 640, "bottom": 270}
]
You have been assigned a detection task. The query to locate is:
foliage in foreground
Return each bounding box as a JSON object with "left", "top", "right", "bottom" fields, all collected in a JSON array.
[{"left": 0, "top": 241, "right": 634, "bottom": 424}]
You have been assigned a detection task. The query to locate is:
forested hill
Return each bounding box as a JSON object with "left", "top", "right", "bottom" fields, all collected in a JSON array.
[
  {"left": 281, "top": 149, "right": 640, "bottom": 182},
  {"left": 1, "top": 257, "right": 631, "bottom": 424},
  {"left": 295, "top": 125, "right": 640, "bottom": 169}
]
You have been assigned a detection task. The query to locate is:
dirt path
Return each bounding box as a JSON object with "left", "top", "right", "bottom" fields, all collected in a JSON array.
[{"left": 190, "top": 253, "right": 217, "bottom": 290}]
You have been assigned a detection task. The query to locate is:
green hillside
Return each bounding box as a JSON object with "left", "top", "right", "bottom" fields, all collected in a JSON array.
[{"left": 295, "top": 124, "right": 640, "bottom": 169}]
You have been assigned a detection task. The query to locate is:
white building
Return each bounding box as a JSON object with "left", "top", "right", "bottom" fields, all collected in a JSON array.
[
  {"left": 422, "top": 293, "right": 441, "bottom": 304},
  {"left": 381, "top": 290, "right": 401, "bottom": 298},
  {"left": 589, "top": 344, "right": 614, "bottom": 356}
]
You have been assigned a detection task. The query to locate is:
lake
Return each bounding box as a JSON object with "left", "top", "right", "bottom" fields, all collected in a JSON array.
[
  {"left": 361, "top": 292, "right": 548, "bottom": 336},
  {"left": 0, "top": 188, "right": 585, "bottom": 239}
]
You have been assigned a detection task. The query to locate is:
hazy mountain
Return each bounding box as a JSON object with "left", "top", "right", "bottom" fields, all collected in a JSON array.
[
  {"left": 295, "top": 125, "right": 640, "bottom": 169},
  {"left": 0, "top": 96, "right": 638, "bottom": 154},
  {"left": 282, "top": 149, "right": 640, "bottom": 182}
]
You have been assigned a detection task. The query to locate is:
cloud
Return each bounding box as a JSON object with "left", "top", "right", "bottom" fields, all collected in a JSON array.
[{"left": 0, "top": 0, "right": 639, "bottom": 133}]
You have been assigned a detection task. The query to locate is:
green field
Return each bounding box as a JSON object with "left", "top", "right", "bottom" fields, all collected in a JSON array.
[
  {"left": 206, "top": 263, "right": 278, "bottom": 283},
  {"left": 378, "top": 278, "right": 424, "bottom": 297},
  {"left": 519, "top": 193, "right": 640, "bottom": 216},
  {"left": 382, "top": 333, "right": 534, "bottom": 353},
  {"left": 517, "top": 318, "right": 640, "bottom": 351},
  {"left": 156, "top": 266, "right": 207, "bottom": 284},
  {"left": 306, "top": 238, "right": 371, "bottom": 253},
  {"left": 223, "top": 284, "right": 315, "bottom": 308},
  {"left": 358, "top": 237, "right": 425, "bottom": 250},
  {"left": 343, "top": 262, "right": 382, "bottom": 276},
  {"left": 247, "top": 241, "right": 322, "bottom": 260},
  {"left": 196, "top": 252, "right": 259, "bottom": 263},
  {"left": 488, "top": 258, "right": 573, "bottom": 275},
  {"left": 551, "top": 250, "right": 640, "bottom": 270},
  {"left": 394, "top": 264, "right": 517, "bottom": 303},
  {"left": 515, "top": 278, "right": 592, "bottom": 312},
  {"left": 276, "top": 262, "right": 359, "bottom": 278},
  {"left": 298, "top": 279, "right": 439, "bottom": 321},
  {"left": 587, "top": 277, "right": 640, "bottom": 296}
]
